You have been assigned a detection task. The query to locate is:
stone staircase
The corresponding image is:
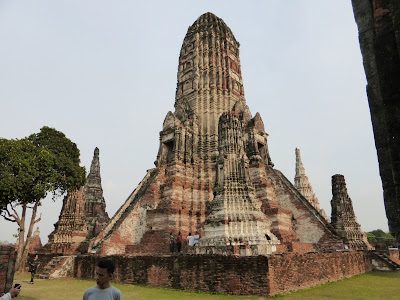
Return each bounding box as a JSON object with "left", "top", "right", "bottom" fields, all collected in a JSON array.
[
  {"left": 371, "top": 251, "right": 400, "bottom": 271},
  {"left": 38, "top": 256, "right": 64, "bottom": 279},
  {"left": 37, "top": 255, "right": 75, "bottom": 279},
  {"left": 89, "top": 167, "right": 161, "bottom": 253}
]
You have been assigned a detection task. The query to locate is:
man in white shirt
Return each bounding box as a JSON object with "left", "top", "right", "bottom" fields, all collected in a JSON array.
[
  {"left": 83, "top": 258, "right": 122, "bottom": 300},
  {"left": 187, "top": 232, "right": 195, "bottom": 247},
  {"left": 194, "top": 231, "right": 200, "bottom": 245}
]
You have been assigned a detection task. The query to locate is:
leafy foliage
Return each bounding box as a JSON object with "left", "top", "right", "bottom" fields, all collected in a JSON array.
[
  {"left": 366, "top": 232, "right": 377, "bottom": 242},
  {"left": 366, "top": 229, "right": 395, "bottom": 242},
  {"left": 0, "top": 126, "right": 87, "bottom": 272},
  {"left": 0, "top": 126, "right": 86, "bottom": 213},
  {"left": 28, "top": 126, "right": 86, "bottom": 197}
]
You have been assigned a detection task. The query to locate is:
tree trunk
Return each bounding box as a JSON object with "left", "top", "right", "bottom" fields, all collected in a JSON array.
[
  {"left": 14, "top": 204, "right": 27, "bottom": 273},
  {"left": 18, "top": 201, "right": 40, "bottom": 273}
]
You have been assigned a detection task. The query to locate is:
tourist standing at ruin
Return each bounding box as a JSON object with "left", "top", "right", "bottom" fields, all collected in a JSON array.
[
  {"left": 175, "top": 232, "right": 182, "bottom": 252},
  {"left": 187, "top": 232, "right": 195, "bottom": 248},
  {"left": 29, "top": 255, "right": 40, "bottom": 284},
  {"left": 194, "top": 231, "right": 200, "bottom": 246},
  {"left": 83, "top": 258, "right": 122, "bottom": 300},
  {"left": 169, "top": 232, "right": 175, "bottom": 253}
]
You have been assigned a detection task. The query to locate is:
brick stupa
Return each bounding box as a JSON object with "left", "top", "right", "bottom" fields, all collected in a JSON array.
[
  {"left": 294, "top": 148, "right": 329, "bottom": 221},
  {"left": 90, "top": 13, "right": 345, "bottom": 255},
  {"left": 28, "top": 227, "right": 42, "bottom": 253},
  {"left": 330, "top": 174, "right": 371, "bottom": 249},
  {"left": 46, "top": 147, "right": 109, "bottom": 254}
]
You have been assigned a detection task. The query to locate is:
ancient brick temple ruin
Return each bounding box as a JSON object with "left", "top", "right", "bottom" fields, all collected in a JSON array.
[
  {"left": 352, "top": 0, "right": 400, "bottom": 246},
  {"left": 294, "top": 148, "right": 328, "bottom": 221},
  {"left": 45, "top": 147, "right": 109, "bottom": 254},
  {"left": 31, "top": 11, "right": 400, "bottom": 297},
  {"left": 89, "top": 12, "right": 347, "bottom": 256},
  {"left": 330, "top": 174, "right": 371, "bottom": 249}
]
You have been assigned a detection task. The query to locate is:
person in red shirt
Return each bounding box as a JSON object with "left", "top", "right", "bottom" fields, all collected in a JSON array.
[{"left": 175, "top": 232, "right": 182, "bottom": 252}]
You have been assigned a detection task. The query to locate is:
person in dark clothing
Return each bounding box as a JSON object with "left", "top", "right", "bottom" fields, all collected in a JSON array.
[
  {"left": 169, "top": 232, "right": 175, "bottom": 253},
  {"left": 29, "top": 255, "right": 40, "bottom": 284},
  {"left": 175, "top": 232, "right": 182, "bottom": 252}
]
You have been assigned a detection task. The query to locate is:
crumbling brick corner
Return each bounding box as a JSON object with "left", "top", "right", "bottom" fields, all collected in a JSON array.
[{"left": 0, "top": 245, "right": 15, "bottom": 296}]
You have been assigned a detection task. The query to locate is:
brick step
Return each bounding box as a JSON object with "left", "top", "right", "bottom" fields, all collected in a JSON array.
[
  {"left": 37, "top": 256, "right": 65, "bottom": 279},
  {"left": 372, "top": 251, "right": 400, "bottom": 271}
]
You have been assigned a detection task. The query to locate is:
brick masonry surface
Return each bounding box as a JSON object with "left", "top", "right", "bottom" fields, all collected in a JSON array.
[
  {"left": 352, "top": 0, "right": 400, "bottom": 245},
  {"left": 74, "top": 251, "right": 372, "bottom": 296},
  {"left": 389, "top": 250, "right": 400, "bottom": 264},
  {"left": 0, "top": 245, "right": 15, "bottom": 297}
]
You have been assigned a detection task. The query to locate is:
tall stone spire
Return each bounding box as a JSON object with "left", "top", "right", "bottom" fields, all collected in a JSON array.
[
  {"left": 172, "top": 12, "right": 252, "bottom": 164},
  {"left": 294, "top": 148, "right": 328, "bottom": 220},
  {"left": 46, "top": 187, "right": 87, "bottom": 254},
  {"left": 330, "top": 174, "right": 371, "bottom": 249},
  {"left": 46, "top": 147, "right": 110, "bottom": 254},
  {"left": 84, "top": 147, "right": 109, "bottom": 239},
  {"left": 176, "top": 12, "right": 245, "bottom": 113}
]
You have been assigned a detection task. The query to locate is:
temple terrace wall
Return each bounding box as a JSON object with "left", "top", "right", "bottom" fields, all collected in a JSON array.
[
  {"left": 0, "top": 245, "right": 15, "bottom": 297},
  {"left": 74, "top": 251, "right": 372, "bottom": 296}
]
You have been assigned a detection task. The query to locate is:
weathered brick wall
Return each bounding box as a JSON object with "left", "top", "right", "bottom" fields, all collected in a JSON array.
[
  {"left": 74, "top": 251, "right": 371, "bottom": 296},
  {"left": 75, "top": 255, "right": 271, "bottom": 295},
  {"left": 0, "top": 245, "right": 15, "bottom": 296},
  {"left": 268, "top": 251, "right": 371, "bottom": 295},
  {"left": 389, "top": 249, "right": 400, "bottom": 264},
  {"left": 269, "top": 169, "right": 344, "bottom": 251}
]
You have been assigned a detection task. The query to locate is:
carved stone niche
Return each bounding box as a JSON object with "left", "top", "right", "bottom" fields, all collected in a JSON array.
[
  {"left": 182, "top": 60, "right": 193, "bottom": 73},
  {"left": 232, "top": 99, "right": 252, "bottom": 122},
  {"left": 182, "top": 78, "right": 195, "bottom": 96},
  {"left": 162, "top": 111, "right": 175, "bottom": 131},
  {"left": 255, "top": 139, "right": 268, "bottom": 164},
  {"left": 154, "top": 112, "right": 177, "bottom": 166},
  {"left": 155, "top": 129, "right": 175, "bottom": 167}
]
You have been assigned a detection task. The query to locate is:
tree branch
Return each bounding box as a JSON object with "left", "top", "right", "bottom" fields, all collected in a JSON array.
[
  {"left": 1, "top": 205, "right": 21, "bottom": 224},
  {"left": 1, "top": 212, "right": 16, "bottom": 222},
  {"left": 10, "top": 204, "right": 22, "bottom": 226},
  {"left": 34, "top": 213, "right": 42, "bottom": 224}
]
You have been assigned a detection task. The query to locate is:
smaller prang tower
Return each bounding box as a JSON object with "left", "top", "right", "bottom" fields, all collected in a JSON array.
[
  {"left": 46, "top": 147, "right": 110, "bottom": 254},
  {"left": 84, "top": 147, "right": 110, "bottom": 239},
  {"left": 294, "top": 148, "right": 328, "bottom": 221},
  {"left": 330, "top": 174, "right": 371, "bottom": 249}
]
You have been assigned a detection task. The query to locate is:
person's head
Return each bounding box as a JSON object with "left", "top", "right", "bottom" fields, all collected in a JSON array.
[
  {"left": 188, "top": 232, "right": 192, "bottom": 236},
  {"left": 95, "top": 259, "right": 115, "bottom": 289},
  {"left": 34, "top": 255, "right": 38, "bottom": 260},
  {"left": 170, "top": 232, "right": 173, "bottom": 235},
  {"left": 178, "top": 232, "right": 181, "bottom": 236}
]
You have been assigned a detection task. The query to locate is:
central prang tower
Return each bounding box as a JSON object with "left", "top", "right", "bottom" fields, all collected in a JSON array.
[
  {"left": 175, "top": 13, "right": 245, "bottom": 148},
  {"left": 90, "top": 13, "right": 345, "bottom": 256},
  {"left": 157, "top": 12, "right": 279, "bottom": 255}
]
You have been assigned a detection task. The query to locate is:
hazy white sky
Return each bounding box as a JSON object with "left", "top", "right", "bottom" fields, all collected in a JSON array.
[{"left": 0, "top": 1, "right": 388, "bottom": 244}]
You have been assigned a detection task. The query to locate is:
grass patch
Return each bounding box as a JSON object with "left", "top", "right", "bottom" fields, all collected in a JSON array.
[{"left": 11, "top": 271, "right": 400, "bottom": 300}]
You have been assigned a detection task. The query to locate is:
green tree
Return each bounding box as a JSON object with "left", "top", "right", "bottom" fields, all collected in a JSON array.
[
  {"left": 366, "top": 232, "right": 377, "bottom": 242},
  {"left": 0, "top": 126, "right": 86, "bottom": 272},
  {"left": 367, "top": 229, "right": 395, "bottom": 242}
]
